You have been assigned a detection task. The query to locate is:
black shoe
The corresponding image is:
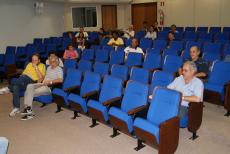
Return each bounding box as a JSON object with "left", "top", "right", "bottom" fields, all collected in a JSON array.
[
  {"left": 21, "top": 115, "right": 34, "bottom": 121},
  {"left": 21, "top": 106, "right": 33, "bottom": 115}
]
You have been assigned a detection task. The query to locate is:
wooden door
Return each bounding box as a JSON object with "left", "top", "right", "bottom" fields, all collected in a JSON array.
[
  {"left": 132, "top": 3, "right": 157, "bottom": 31},
  {"left": 101, "top": 5, "right": 117, "bottom": 31}
]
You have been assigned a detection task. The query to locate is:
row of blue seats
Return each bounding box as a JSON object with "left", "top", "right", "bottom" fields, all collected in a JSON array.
[
  {"left": 161, "top": 26, "right": 230, "bottom": 33},
  {"left": 51, "top": 69, "right": 182, "bottom": 153}
]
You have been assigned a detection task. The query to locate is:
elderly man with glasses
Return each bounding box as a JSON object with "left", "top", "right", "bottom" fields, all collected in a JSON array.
[{"left": 21, "top": 56, "right": 63, "bottom": 120}]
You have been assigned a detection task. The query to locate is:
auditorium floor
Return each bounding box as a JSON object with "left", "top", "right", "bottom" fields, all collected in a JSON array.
[{"left": 0, "top": 90, "right": 230, "bottom": 154}]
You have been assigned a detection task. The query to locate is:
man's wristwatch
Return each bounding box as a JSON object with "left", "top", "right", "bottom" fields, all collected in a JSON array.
[{"left": 182, "top": 96, "right": 185, "bottom": 100}]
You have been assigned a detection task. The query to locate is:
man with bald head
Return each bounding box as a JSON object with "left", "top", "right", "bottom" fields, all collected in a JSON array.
[
  {"left": 124, "top": 38, "right": 144, "bottom": 59},
  {"left": 179, "top": 46, "right": 209, "bottom": 78}
]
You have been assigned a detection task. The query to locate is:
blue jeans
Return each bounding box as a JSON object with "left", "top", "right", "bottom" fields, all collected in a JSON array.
[
  {"left": 8, "top": 75, "right": 34, "bottom": 108},
  {"left": 0, "top": 137, "right": 8, "bottom": 154}
]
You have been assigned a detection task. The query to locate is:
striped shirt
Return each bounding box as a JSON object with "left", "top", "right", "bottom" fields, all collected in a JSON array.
[{"left": 44, "top": 66, "right": 63, "bottom": 81}]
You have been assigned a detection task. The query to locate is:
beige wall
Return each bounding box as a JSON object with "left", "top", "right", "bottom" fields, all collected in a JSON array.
[
  {"left": 0, "top": 0, "right": 64, "bottom": 52},
  {"left": 161, "top": 0, "right": 230, "bottom": 27},
  {"left": 63, "top": 3, "right": 131, "bottom": 32}
]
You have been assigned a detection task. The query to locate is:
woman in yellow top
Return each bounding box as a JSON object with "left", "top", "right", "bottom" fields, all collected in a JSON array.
[
  {"left": 0, "top": 53, "right": 46, "bottom": 116},
  {"left": 107, "top": 31, "right": 124, "bottom": 51}
]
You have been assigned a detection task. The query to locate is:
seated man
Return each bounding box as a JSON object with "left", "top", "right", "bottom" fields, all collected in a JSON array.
[
  {"left": 167, "top": 61, "right": 204, "bottom": 127},
  {"left": 124, "top": 38, "right": 144, "bottom": 59},
  {"left": 21, "top": 56, "right": 63, "bottom": 120},
  {"left": 107, "top": 31, "right": 124, "bottom": 51},
  {"left": 166, "top": 31, "right": 175, "bottom": 47},
  {"left": 179, "top": 46, "right": 209, "bottom": 78},
  {"left": 0, "top": 54, "right": 46, "bottom": 117},
  {"left": 46, "top": 52, "right": 63, "bottom": 67},
  {"left": 123, "top": 24, "right": 135, "bottom": 39}
]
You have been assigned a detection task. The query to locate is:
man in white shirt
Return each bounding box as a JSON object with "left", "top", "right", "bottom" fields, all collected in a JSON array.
[
  {"left": 167, "top": 61, "right": 204, "bottom": 127},
  {"left": 145, "top": 25, "right": 157, "bottom": 40},
  {"left": 75, "top": 27, "right": 88, "bottom": 39},
  {"left": 123, "top": 25, "right": 135, "bottom": 39},
  {"left": 124, "top": 38, "right": 144, "bottom": 59}
]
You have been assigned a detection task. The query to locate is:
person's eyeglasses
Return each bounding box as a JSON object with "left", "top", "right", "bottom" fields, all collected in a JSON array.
[{"left": 182, "top": 69, "right": 189, "bottom": 72}]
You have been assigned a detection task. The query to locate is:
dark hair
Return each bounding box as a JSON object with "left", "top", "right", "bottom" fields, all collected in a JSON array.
[
  {"left": 171, "top": 24, "right": 177, "bottom": 28},
  {"left": 30, "top": 53, "right": 40, "bottom": 62},
  {"left": 48, "top": 51, "right": 58, "bottom": 57}
]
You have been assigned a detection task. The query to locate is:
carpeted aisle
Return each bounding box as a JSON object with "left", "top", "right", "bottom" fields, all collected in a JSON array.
[{"left": 0, "top": 92, "right": 230, "bottom": 154}]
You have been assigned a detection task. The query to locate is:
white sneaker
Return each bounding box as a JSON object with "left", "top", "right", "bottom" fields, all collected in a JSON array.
[
  {"left": 9, "top": 108, "right": 20, "bottom": 117},
  {"left": 0, "top": 87, "right": 10, "bottom": 94}
]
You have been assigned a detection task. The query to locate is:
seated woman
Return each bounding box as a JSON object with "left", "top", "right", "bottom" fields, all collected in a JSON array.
[
  {"left": 75, "top": 32, "right": 86, "bottom": 51},
  {"left": 166, "top": 31, "right": 175, "bottom": 47},
  {"left": 21, "top": 56, "right": 63, "bottom": 120},
  {"left": 46, "top": 52, "right": 63, "bottom": 67},
  {"left": 63, "top": 44, "right": 79, "bottom": 60},
  {"left": 179, "top": 46, "right": 209, "bottom": 79},
  {"left": 107, "top": 31, "right": 124, "bottom": 51},
  {"left": 0, "top": 53, "right": 46, "bottom": 116}
]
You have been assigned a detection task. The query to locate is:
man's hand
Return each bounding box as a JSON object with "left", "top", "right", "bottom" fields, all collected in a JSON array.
[{"left": 42, "top": 80, "right": 51, "bottom": 86}]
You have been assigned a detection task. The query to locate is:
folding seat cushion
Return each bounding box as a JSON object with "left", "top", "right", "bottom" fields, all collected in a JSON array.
[
  {"left": 162, "top": 48, "right": 179, "bottom": 57},
  {"left": 142, "top": 53, "right": 161, "bottom": 71},
  {"left": 93, "top": 62, "right": 109, "bottom": 76},
  {"left": 34, "top": 95, "right": 53, "bottom": 105},
  {"left": 169, "top": 41, "right": 184, "bottom": 52},
  {"left": 135, "top": 30, "right": 146, "bottom": 40},
  {"left": 125, "top": 52, "right": 143, "bottom": 67},
  {"left": 162, "top": 55, "right": 183, "bottom": 74},
  {"left": 214, "top": 33, "right": 229, "bottom": 41},
  {"left": 46, "top": 44, "right": 56, "bottom": 53},
  {"left": 198, "top": 32, "right": 213, "bottom": 42},
  {"left": 202, "top": 52, "right": 220, "bottom": 64},
  {"left": 111, "top": 64, "right": 129, "bottom": 81},
  {"left": 149, "top": 71, "right": 174, "bottom": 95},
  {"left": 63, "top": 59, "right": 77, "bottom": 70},
  {"left": 157, "top": 31, "right": 168, "bottom": 40},
  {"left": 209, "top": 27, "right": 221, "bottom": 34},
  {"left": 33, "top": 38, "right": 43, "bottom": 46},
  {"left": 87, "top": 75, "right": 123, "bottom": 125},
  {"left": 185, "top": 27, "right": 195, "bottom": 32},
  {"left": 100, "top": 38, "right": 110, "bottom": 46},
  {"left": 152, "top": 39, "right": 167, "bottom": 51},
  {"left": 52, "top": 69, "right": 82, "bottom": 111},
  {"left": 204, "top": 61, "right": 230, "bottom": 103},
  {"left": 146, "top": 48, "right": 161, "bottom": 54},
  {"left": 81, "top": 49, "right": 95, "bottom": 61},
  {"left": 95, "top": 49, "right": 110, "bottom": 62},
  {"left": 103, "top": 45, "right": 115, "bottom": 52},
  {"left": 223, "top": 43, "right": 230, "bottom": 57},
  {"left": 109, "top": 50, "right": 124, "bottom": 65},
  {"left": 78, "top": 60, "right": 92, "bottom": 72},
  {"left": 68, "top": 71, "right": 101, "bottom": 117},
  {"left": 139, "top": 38, "right": 153, "bottom": 51},
  {"left": 5, "top": 46, "right": 16, "bottom": 55},
  {"left": 130, "top": 67, "right": 149, "bottom": 84},
  {"left": 133, "top": 87, "right": 181, "bottom": 153},
  {"left": 90, "top": 45, "right": 101, "bottom": 51},
  {"left": 223, "top": 27, "right": 230, "bottom": 33},
  {"left": 197, "top": 27, "right": 208, "bottom": 32},
  {"left": 109, "top": 81, "right": 148, "bottom": 134},
  {"left": 183, "top": 32, "right": 198, "bottom": 41}
]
